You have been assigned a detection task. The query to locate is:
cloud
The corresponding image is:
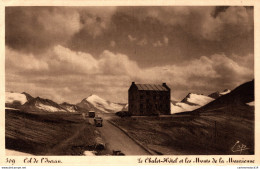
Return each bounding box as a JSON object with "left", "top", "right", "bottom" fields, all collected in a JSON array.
[
  {"left": 218, "top": 7, "right": 253, "bottom": 32},
  {"left": 6, "top": 7, "right": 118, "bottom": 53},
  {"left": 200, "top": 7, "right": 253, "bottom": 41},
  {"left": 153, "top": 41, "right": 163, "bottom": 47},
  {"left": 110, "top": 41, "right": 116, "bottom": 47},
  {"left": 120, "top": 6, "right": 253, "bottom": 41},
  {"left": 5, "top": 7, "right": 254, "bottom": 103},
  {"left": 6, "top": 44, "right": 254, "bottom": 103},
  {"left": 6, "top": 7, "right": 82, "bottom": 53},
  {"left": 79, "top": 7, "right": 117, "bottom": 38},
  {"left": 7, "top": 45, "right": 140, "bottom": 77},
  {"left": 128, "top": 35, "right": 137, "bottom": 42},
  {"left": 138, "top": 53, "right": 253, "bottom": 93},
  {"left": 98, "top": 50, "right": 140, "bottom": 76},
  {"left": 230, "top": 53, "right": 254, "bottom": 69},
  {"left": 5, "top": 47, "right": 49, "bottom": 72},
  {"left": 49, "top": 45, "right": 99, "bottom": 74},
  {"left": 5, "top": 45, "right": 137, "bottom": 103},
  {"left": 51, "top": 45, "right": 140, "bottom": 76},
  {"left": 163, "top": 36, "right": 169, "bottom": 45},
  {"left": 153, "top": 36, "right": 169, "bottom": 47},
  {"left": 137, "top": 38, "right": 148, "bottom": 46}
]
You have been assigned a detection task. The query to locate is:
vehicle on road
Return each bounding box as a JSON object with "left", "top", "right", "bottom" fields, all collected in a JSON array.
[
  {"left": 94, "top": 117, "right": 103, "bottom": 127},
  {"left": 88, "top": 111, "right": 95, "bottom": 118}
]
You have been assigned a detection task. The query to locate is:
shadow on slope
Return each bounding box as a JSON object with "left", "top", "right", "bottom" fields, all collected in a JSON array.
[{"left": 5, "top": 109, "right": 97, "bottom": 155}]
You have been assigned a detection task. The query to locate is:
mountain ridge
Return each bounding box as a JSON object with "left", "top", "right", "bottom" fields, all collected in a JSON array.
[
  {"left": 77, "top": 94, "right": 126, "bottom": 113},
  {"left": 208, "top": 89, "right": 231, "bottom": 99},
  {"left": 20, "top": 97, "right": 68, "bottom": 113},
  {"left": 182, "top": 79, "right": 255, "bottom": 120},
  {"left": 5, "top": 80, "right": 253, "bottom": 115},
  {"left": 171, "top": 93, "right": 215, "bottom": 114}
]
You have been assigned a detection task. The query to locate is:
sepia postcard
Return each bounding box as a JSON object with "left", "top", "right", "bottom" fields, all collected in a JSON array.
[{"left": 0, "top": 0, "right": 259, "bottom": 167}]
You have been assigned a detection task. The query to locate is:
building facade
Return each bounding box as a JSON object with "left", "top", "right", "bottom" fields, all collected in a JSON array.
[{"left": 128, "top": 82, "right": 171, "bottom": 116}]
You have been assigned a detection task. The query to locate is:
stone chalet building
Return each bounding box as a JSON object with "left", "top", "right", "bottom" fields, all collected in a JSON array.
[{"left": 128, "top": 82, "right": 171, "bottom": 116}]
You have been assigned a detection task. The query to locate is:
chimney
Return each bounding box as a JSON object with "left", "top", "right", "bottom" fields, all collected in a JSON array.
[{"left": 162, "top": 82, "right": 170, "bottom": 91}]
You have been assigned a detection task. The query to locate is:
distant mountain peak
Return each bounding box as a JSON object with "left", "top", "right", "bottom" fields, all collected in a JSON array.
[
  {"left": 20, "top": 96, "right": 68, "bottom": 113},
  {"left": 82, "top": 94, "right": 102, "bottom": 101},
  {"left": 77, "top": 94, "right": 126, "bottom": 113},
  {"left": 21, "top": 92, "right": 33, "bottom": 100},
  {"left": 6, "top": 92, "right": 81, "bottom": 113},
  {"left": 208, "top": 89, "right": 231, "bottom": 99},
  {"left": 171, "top": 92, "right": 214, "bottom": 114},
  {"left": 181, "top": 93, "right": 214, "bottom": 106},
  {"left": 87, "top": 94, "right": 104, "bottom": 100}
]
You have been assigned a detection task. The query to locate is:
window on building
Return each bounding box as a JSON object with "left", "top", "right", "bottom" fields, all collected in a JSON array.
[
  {"left": 130, "top": 94, "right": 134, "bottom": 101},
  {"left": 140, "top": 104, "right": 144, "bottom": 114}
]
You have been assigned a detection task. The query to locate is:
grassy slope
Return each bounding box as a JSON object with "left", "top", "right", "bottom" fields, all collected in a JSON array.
[
  {"left": 112, "top": 108, "right": 254, "bottom": 155},
  {"left": 6, "top": 109, "right": 97, "bottom": 155}
]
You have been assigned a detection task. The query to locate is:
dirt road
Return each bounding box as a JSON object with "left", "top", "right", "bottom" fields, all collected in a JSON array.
[{"left": 93, "top": 113, "right": 150, "bottom": 155}]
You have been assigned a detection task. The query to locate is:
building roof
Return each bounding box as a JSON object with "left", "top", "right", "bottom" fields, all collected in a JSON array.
[{"left": 135, "top": 84, "right": 168, "bottom": 91}]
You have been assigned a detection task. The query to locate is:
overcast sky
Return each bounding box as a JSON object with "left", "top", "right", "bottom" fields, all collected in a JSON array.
[{"left": 5, "top": 6, "right": 254, "bottom": 104}]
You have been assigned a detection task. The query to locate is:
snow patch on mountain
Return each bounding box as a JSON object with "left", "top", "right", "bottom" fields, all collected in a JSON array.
[
  {"left": 65, "top": 106, "right": 77, "bottom": 113},
  {"left": 186, "top": 93, "right": 214, "bottom": 106},
  {"left": 171, "top": 93, "right": 215, "bottom": 114},
  {"left": 37, "top": 103, "right": 66, "bottom": 112},
  {"left": 171, "top": 102, "right": 200, "bottom": 114},
  {"left": 182, "top": 93, "right": 214, "bottom": 106},
  {"left": 220, "top": 89, "right": 231, "bottom": 95},
  {"left": 5, "top": 92, "right": 27, "bottom": 105},
  {"left": 60, "top": 102, "right": 79, "bottom": 113},
  {"left": 86, "top": 94, "right": 124, "bottom": 113},
  {"left": 20, "top": 97, "right": 68, "bottom": 113}
]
